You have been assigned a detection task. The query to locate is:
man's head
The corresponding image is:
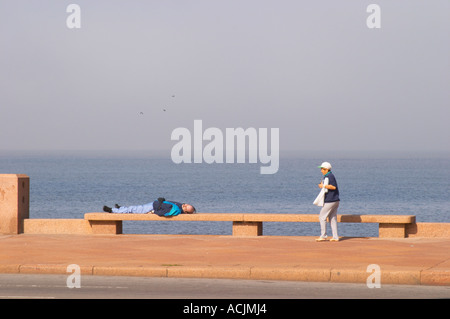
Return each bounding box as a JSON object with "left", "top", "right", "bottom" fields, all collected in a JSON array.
[{"left": 182, "top": 203, "right": 196, "bottom": 214}]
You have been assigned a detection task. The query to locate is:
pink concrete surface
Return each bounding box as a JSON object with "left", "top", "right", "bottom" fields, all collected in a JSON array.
[{"left": 0, "top": 234, "right": 448, "bottom": 286}]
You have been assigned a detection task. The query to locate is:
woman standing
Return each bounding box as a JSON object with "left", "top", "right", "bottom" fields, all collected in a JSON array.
[{"left": 316, "top": 162, "right": 340, "bottom": 242}]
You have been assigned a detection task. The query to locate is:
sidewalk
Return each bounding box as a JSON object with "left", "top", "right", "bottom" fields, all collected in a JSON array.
[{"left": 0, "top": 234, "right": 449, "bottom": 286}]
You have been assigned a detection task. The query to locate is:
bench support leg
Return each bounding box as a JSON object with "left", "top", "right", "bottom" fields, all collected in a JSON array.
[
  {"left": 232, "top": 221, "right": 262, "bottom": 236},
  {"left": 379, "top": 223, "right": 406, "bottom": 238},
  {"left": 89, "top": 220, "right": 123, "bottom": 234}
]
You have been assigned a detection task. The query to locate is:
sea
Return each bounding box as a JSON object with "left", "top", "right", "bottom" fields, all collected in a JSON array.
[{"left": 1, "top": 150, "right": 449, "bottom": 238}]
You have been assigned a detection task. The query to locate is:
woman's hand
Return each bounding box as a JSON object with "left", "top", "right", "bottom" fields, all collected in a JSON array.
[{"left": 319, "top": 183, "right": 336, "bottom": 190}]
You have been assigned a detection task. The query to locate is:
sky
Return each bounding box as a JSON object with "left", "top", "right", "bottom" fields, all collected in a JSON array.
[{"left": 1, "top": 0, "right": 449, "bottom": 155}]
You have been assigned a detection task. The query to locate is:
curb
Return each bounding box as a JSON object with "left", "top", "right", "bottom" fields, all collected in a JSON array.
[{"left": 1, "top": 264, "right": 448, "bottom": 286}]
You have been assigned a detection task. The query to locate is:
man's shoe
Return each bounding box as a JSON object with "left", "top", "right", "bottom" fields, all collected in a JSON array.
[{"left": 103, "top": 206, "right": 112, "bottom": 213}]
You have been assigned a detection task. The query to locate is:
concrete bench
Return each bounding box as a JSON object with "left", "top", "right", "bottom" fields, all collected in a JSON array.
[{"left": 84, "top": 213, "right": 416, "bottom": 238}]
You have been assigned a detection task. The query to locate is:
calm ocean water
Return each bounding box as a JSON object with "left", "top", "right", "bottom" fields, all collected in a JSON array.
[{"left": 1, "top": 151, "right": 449, "bottom": 237}]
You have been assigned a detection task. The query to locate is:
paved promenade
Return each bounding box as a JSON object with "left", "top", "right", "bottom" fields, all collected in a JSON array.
[{"left": 0, "top": 234, "right": 449, "bottom": 286}]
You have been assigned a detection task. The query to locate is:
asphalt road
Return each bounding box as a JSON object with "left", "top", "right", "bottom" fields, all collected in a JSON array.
[{"left": 0, "top": 274, "right": 448, "bottom": 299}]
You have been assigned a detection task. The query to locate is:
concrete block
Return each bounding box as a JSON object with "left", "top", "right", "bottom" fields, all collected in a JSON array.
[
  {"left": 167, "top": 266, "right": 251, "bottom": 279},
  {"left": 88, "top": 220, "right": 123, "bottom": 234},
  {"left": 331, "top": 267, "right": 422, "bottom": 285},
  {"left": 0, "top": 264, "right": 20, "bottom": 274},
  {"left": 379, "top": 223, "right": 406, "bottom": 238},
  {"left": 232, "top": 221, "right": 262, "bottom": 236},
  {"left": 330, "top": 268, "right": 368, "bottom": 283},
  {"left": 23, "top": 219, "right": 93, "bottom": 234},
  {"left": 381, "top": 269, "right": 421, "bottom": 285},
  {"left": 421, "top": 269, "right": 450, "bottom": 286},
  {"left": 406, "top": 223, "right": 450, "bottom": 238},
  {"left": 250, "top": 267, "right": 331, "bottom": 282},
  {"left": 19, "top": 264, "right": 92, "bottom": 275},
  {"left": 0, "top": 174, "right": 29, "bottom": 234},
  {"left": 93, "top": 266, "right": 167, "bottom": 277}
]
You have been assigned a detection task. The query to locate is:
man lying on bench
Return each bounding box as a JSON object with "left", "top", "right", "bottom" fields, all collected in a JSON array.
[{"left": 103, "top": 197, "right": 196, "bottom": 216}]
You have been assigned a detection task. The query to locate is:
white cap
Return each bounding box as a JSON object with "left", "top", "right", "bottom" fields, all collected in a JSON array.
[{"left": 318, "top": 162, "right": 332, "bottom": 170}]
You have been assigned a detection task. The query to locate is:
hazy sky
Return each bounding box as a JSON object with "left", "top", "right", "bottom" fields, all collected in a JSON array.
[{"left": 1, "top": 1, "right": 449, "bottom": 154}]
